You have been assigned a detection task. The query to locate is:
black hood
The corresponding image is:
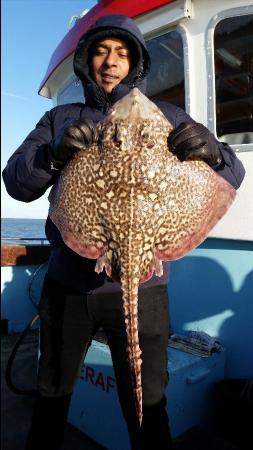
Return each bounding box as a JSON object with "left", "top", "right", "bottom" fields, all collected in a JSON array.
[{"left": 73, "top": 14, "right": 151, "bottom": 107}]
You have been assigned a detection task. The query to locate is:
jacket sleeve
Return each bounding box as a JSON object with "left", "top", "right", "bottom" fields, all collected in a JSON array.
[
  {"left": 2, "top": 109, "right": 59, "bottom": 202},
  {"left": 174, "top": 107, "right": 245, "bottom": 190}
]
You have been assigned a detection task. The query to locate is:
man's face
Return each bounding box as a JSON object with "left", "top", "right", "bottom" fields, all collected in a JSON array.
[{"left": 90, "top": 37, "right": 131, "bottom": 93}]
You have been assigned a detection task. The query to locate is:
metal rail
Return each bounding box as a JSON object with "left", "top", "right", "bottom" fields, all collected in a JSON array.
[{"left": 1, "top": 237, "right": 49, "bottom": 245}]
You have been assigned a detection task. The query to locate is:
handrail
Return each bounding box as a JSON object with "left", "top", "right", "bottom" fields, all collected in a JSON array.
[{"left": 1, "top": 237, "right": 49, "bottom": 246}]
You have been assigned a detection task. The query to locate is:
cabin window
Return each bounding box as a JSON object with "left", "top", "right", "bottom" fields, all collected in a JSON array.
[
  {"left": 214, "top": 15, "right": 253, "bottom": 145},
  {"left": 146, "top": 30, "right": 185, "bottom": 109},
  {"left": 57, "top": 79, "right": 84, "bottom": 105}
]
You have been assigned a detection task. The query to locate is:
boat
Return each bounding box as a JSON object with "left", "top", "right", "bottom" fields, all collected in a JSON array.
[{"left": 1, "top": 1, "right": 253, "bottom": 449}]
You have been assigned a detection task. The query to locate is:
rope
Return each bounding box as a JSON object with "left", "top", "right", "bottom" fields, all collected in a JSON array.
[{"left": 5, "top": 315, "right": 40, "bottom": 396}]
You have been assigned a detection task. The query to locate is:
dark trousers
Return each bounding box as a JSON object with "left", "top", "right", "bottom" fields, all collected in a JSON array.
[{"left": 25, "top": 274, "right": 172, "bottom": 450}]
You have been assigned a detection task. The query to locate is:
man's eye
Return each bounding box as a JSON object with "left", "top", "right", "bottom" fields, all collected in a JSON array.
[
  {"left": 118, "top": 53, "right": 128, "bottom": 58},
  {"left": 95, "top": 49, "right": 107, "bottom": 55}
]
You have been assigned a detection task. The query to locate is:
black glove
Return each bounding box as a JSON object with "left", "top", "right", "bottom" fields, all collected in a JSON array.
[
  {"left": 168, "top": 122, "right": 223, "bottom": 168},
  {"left": 49, "top": 118, "right": 97, "bottom": 169}
]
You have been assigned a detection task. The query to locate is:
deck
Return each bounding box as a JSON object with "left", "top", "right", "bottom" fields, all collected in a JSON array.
[
  {"left": 1, "top": 329, "right": 241, "bottom": 450},
  {"left": 1, "top": 330, "right": 106, "bottom": 450}
]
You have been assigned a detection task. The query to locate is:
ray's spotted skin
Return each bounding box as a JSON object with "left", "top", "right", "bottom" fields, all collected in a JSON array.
[{"left": 49, "top": 88, "right": 236, "bottom": 424}]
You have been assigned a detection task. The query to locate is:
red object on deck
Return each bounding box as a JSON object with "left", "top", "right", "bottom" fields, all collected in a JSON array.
[{"left": 38, "top": 0, "right": 176, "bottom": 96}]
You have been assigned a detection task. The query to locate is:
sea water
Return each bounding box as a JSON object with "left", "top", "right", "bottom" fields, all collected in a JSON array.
[{"left": 1, "top": 218, "right": 47, "bottom": 245}]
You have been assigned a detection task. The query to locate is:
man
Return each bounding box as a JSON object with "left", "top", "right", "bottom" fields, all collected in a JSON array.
[{"left": 2, "top": 14, "right": 245, "bottom": 450}]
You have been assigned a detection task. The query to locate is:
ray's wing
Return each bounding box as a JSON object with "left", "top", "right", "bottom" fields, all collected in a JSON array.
[
  {"left": 153, "top": 158, "right": 236, "bottom": 261},
  {"left": 49, "top": 144, "right": 107, "bottom": 258}
]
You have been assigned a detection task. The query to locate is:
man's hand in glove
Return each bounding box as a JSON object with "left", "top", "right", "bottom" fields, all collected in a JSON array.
[
  {"left": 49, "top": 118, "right": 97, "bottom": 169},
  {"left": 168, "top": 122, "right": 223, "bottom": 168}
]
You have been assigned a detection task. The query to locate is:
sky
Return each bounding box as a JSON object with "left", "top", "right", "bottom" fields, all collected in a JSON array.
[{"left": 2, "top": 0, "right": 97, "bottom": 218}]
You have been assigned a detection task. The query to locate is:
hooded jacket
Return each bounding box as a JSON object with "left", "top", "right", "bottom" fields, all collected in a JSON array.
[{"left": 2, "top": 14, "right": 245, "bottom": 293}]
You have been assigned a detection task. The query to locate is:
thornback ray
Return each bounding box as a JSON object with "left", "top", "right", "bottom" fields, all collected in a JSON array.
[{"left": 48, "top": 88, "right": 236, "bottom": 424}]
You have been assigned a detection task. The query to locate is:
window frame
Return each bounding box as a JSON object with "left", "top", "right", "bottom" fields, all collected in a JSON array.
[{"left": 206, "top": 5, "right": 253, "bottom": 153}]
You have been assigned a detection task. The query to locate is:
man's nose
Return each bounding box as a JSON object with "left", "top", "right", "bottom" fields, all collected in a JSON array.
[{"left": 104, "top": 51, "right": 118, "bottom": 66}]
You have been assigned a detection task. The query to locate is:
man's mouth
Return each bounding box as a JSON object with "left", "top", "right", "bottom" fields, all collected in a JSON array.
[{"left": 101, "top": 74, "right": 119, "bottom": 83}]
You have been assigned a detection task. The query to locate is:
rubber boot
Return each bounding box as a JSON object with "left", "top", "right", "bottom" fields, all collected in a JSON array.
[
  {"left": 24, "top": 394, "right": 71, "bottom": 450},
  {"left": 129, "top": 396, "right": 173, "bottom": 450}
]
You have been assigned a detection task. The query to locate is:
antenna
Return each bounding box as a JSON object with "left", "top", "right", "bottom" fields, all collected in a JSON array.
[{"left": 68, "top": 9, "right": 89, "bottom": 30}]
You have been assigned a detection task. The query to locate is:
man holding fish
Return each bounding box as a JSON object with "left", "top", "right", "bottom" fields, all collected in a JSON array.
[{"left": 3, "top": 14, "right": 245, "bottom": 450}]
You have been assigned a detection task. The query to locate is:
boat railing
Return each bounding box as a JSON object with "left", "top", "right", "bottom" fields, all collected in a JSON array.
[{"left": 1, "top": 237, "right": 49, "bottom": 246}]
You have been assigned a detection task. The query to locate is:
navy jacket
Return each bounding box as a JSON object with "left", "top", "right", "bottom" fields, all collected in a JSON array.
[{"left": 2, "top": 15, "right": 245, "bottom": 293}]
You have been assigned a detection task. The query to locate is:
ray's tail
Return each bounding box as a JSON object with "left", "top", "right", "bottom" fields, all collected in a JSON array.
[{"left": 120, "top": 252, "right": 143, "bottom": 426}]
